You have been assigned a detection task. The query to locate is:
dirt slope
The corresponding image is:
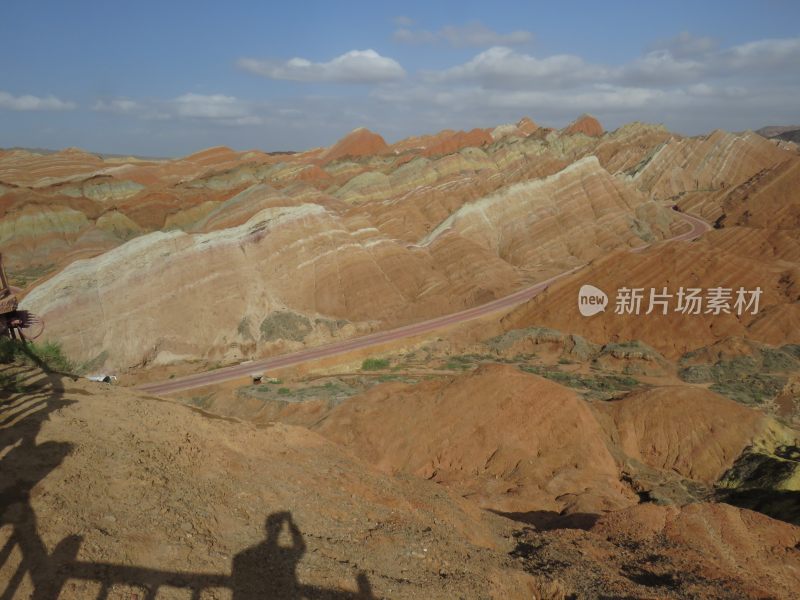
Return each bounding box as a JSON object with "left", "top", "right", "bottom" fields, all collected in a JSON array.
[
  {"left": 3, "top": 359, "right": 799, "bottom": 598},
  {"left": 501, "top": 234, "right": 800, "bottom": 359},
  {"left": 510, "top": 502, "right": 800, "bottom": 599},
  {"left": 0, "top": 362, "right": 546, "bottom": 599},
  {"left": 597, "top": 386, "right": 781, "bottom": 483},
  {"left": 317, "top": 364, "right": 634, "bottom": 515}
]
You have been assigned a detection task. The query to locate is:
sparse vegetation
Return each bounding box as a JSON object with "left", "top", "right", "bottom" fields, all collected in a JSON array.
[
  {"left": 238, "top": 373, "right": 428, "bottom": 406},
  {"left": 377, "top": 374, "right": 405, "bottom": 382},
  {"left": 237, "top": 317, "right": 254, "bottom": 340},
  {"left": 33, "top": 341, "right": 77, "bottom": 373},
  {"left": 187, "top": 394, "right": 213, "bottom": 408},
  {"left": 444, "top": 360, "right": 471, "bottom": 370},
  {"left": 0, "top": 338, "right": 75, "bottom": 373},
  {"left": 6, "top": 263, "right": 56, "bottom": 288},
  {"left": 260, "top": 310, "right": 313, "bottom": 342},
  {"left": 78, "top": 350, "right": 110, "bottom": 375},
  {"left": 716, "top": 445, "right": 800, "bottom": 525},
  {"left": 518, "top": 363, "right": 640, "bottom": 398},
  {"left": 361, "top": 358, "right": 390, "bottom": 370},
  {"left": 678, "top": 344, "right": 799, "bottom": 407}
]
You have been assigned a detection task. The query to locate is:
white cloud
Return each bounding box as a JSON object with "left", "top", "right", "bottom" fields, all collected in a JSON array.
[
  {"left": 0, "top": 91, "right": 76, "bottom": 111},
  {"left": 721, "top": 37, "right": 800, "bottom": 70},
  {"left": 89, "top": 93, "right": 269, "bottom": 126},
  {"left": 372, "top": 82, "right": 676, "bottom": 113},
  {"left": 620, "top": 51, "right": 705, "bottom": 85},
  {"left": 369, "top": 34, "right": 800, "bottom": 135},
  {"left": 431, "top": 46, "right": 608, "bottom": 88},
  {"left": 67, "top": 32, "right": 800, "bottom": 150},
  {"left": 237, "top": 49, "right": 406, "bottom": 83},
  {"left": 421, "top": 35, "right": 800, "bottom": 91},
  {"left": 93, "top": 98, "right": 142, "bottom": 114},
  {"left": 393, "top": 15, "right": 414, "bottom": 27},
  {"left": 394, "top": 21, "right": 533, "bottom": 47},
  {"left": 172, "top": 93, "right": 251, "bottom": 119},
  {"left": 650, "top": 32, "right": 717, "bottom": 59}
]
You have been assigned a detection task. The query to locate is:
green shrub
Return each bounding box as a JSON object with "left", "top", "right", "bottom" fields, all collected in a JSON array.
[
  {"left": 361, "top": 358, "right": 390, "bottom": 371},
  {"left": 518, "top": 363, "right": 640, "bottom": 393},
  {"left": 0, "top": 338, "right": 75, "bottom": 373},
  {"left": 277, "top": 387, "right": 291, "bottom": 395},
  {"left": 30, "top": 341, "right": 75, "bottom": 373},
  {"left": 444, "top": 361, "right": 471, "bottom": 370},
  {"left": 377, "top": 374, "right": 401, "bottom": 382}
]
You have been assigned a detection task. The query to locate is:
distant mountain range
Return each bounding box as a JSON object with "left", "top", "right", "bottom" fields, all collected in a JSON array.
[
  {"left": 2, "top": 146, "right": 170, "bottom": 161},
  {"left": 2, "top": 146, "right": 299, "bottom": 161},
  {"left": 757, "top": 125, "right": 800, "bottom": 143}
]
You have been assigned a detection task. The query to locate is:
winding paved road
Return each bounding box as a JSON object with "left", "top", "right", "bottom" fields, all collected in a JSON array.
[{"left": 138, "top": 210, "right": 710, "bottom": 395}]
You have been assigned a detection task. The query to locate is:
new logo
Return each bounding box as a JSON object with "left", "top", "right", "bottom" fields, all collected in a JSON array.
[{"left": 578, "top": 284, "right": 608, "bottom": 316}]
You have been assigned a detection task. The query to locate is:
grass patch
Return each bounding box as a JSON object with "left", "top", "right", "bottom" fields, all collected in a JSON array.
[
  {"left": 34, "top": 341, "right": 76, "bottom": 372},
  {"left": 709, "top": 377, "right": 785, "bottom": 406},
  {"left": 377, "top": 374, "right": 402, "bottom": 382},
  {"left": 518, "top": 363, "right": 640, "bottom": 398},
  {"left": 187, "top": 394, "right": 213, "bottom": 408},
  {"left": 678, "top": 345, "right": 798, "bottom": 407},
  {"left": 6, "top": 263, "right": 56, "bottom": 288},
  {"left": 260, "top": 311, "right": 312, "bottom": 342},
  {"left": 442, "top": 354, "right": 495, "bottom": 370},
  {"left": 0, "top": 338, "right": 75, "bottom": 373},
  {"left": 239, "top": 378, "right": 359, "bottom": 404},
  {"left": 361, "top": 358, "right": 390, "bottom": 371},
  {"left": 237, "top": 317, "right": 255, "bottom": 341},
  {"left": 444, "top": 361, "right": 471, "bottom": 371}
]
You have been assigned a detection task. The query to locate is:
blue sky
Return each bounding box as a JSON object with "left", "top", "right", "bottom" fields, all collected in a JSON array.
[{"left": 1, "top": 0, "right": 799, "bottom": 155}]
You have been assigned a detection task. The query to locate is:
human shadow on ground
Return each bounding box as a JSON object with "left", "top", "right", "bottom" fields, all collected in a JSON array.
[
  {"left": 1, "top": 346, "right": 77, "bottom": 599},
  {"left": 0, "top": 346, "right": 374, "bottom": 599}
]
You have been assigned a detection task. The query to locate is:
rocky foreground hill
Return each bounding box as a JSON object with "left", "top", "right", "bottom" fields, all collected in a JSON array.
[{"left": 1, "top": 356, "right": 798, "bottom": 599}]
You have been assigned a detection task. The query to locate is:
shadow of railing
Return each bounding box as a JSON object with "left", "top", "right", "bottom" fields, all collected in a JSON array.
[{"left": 1, "top": 350, "right": 375, "bottom": 599}]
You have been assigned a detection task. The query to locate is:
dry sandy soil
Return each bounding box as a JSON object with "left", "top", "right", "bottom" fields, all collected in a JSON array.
[{"left": 2, "top": 355, "right": 798, "bottom": 599}]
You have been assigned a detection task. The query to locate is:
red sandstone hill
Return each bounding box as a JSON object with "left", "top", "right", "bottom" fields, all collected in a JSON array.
[
  {"left": 320, "top": 127, "right": 388, "bottom": 163},
  {"left": 563, "top": 113, "right": 604, "bottom": 137}
]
